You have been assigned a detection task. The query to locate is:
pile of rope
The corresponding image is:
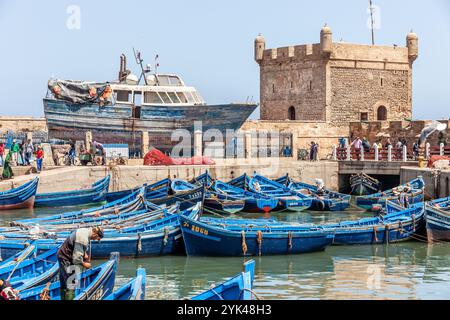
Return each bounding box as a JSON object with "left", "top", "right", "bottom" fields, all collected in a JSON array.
[{"left": 143, "top": 148, "right": 215, "bottom": 166}]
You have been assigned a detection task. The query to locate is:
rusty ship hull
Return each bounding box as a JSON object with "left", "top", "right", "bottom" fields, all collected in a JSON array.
[{"left": 43, "top": 98, "right": 257, "bottom": 155}]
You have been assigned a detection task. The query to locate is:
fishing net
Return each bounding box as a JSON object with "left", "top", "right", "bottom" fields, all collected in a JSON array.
[
  {"left": 427, "top": 155, "right": 450, "bottom": 168},
  {"left": 143, "top": 149, "right": 215, "bottom": 166}
]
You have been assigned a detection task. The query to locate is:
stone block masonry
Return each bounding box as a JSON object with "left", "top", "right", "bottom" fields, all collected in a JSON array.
[{"left": 255, "top": 26, "right": 418, "bottom": 124}]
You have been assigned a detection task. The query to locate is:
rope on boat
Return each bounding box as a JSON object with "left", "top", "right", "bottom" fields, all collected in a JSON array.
[
  {"left": 256, "top": 230, "right": 263, "bottom": 256},
  {"left": 412, "top": 214, "right": 416, "bottom": 232},
  {"left": 241, "top": 231, "right": 247, "bottom": 255},
  {"left": 210, "top": 287, "right": 225, "bottom": 300},
  {"left": 242, "top": 288, "right": 264, "bottom": 300},
  {"left": 288, "top": 231, "right": 293, "bottom": 251},
  {"left": 385, "top": 224, "right": 390, "bottom": 244},
  {"left": 137, "top": 233, "right": 142, "bottom": 254},
  {"left": 373, "top": 226, "right": 378, "bottom": 243},
  {"left": 163, "top": 227, "right": 169, "bottom": 246}
]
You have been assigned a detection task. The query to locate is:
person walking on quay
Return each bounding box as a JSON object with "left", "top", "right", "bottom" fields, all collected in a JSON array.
[
  {"left": 1, "top": 150, "right": 14, "bottom": 180},
  {"left": 10, "top": 139, "right": 19, "bottom": 166},
  {"left": 35, "top": 145, "right": 44, "bottom": 173},
  {"left": 24, "top": 139, "right": 34, "bottom": 166},
  {"left": 68, "top": 142, "right": 76, "bottom": 166},
  {"left": 92, "top": 141, "right": 106, "bottom": 165},
  {"left": 351, "top": 137, "right": 362, "bottom": 160},
  {"left": 413, "top": 140, "right": 419, "bottom": 160},
  {"left": 57, "top": 226, "right": 104, "bottom": 300},
  {"left": 0, "top": 142, "right": 4, "bottom": 167}
]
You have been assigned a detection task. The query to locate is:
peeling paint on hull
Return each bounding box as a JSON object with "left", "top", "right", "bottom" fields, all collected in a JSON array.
[{"left": 44, "top": 99, "right": 257, "bottom": 154}]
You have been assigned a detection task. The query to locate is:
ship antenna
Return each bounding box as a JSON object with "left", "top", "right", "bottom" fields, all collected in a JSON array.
[
  {"left": 133, "top": 47, "right": 149, "bottom": 85},
  {"left": 369, "top": 0, "right": 375, "bottom": 45}
]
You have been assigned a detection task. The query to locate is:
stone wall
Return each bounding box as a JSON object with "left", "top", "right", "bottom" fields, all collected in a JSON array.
[
  {"left": 241, "top": 120, "right": 348, "bottom": 159},
  {"left": 256, "top": 31, "right": 415, "bottom": 125},
  {"left": 0, "top": 117, "right": 47, "bottom": 134},
  {"left": 259, "top": 44, "right": 327, "bottom": 121},
  {"left": 349, "top": 120, "right": 450, "bottom": 146}
]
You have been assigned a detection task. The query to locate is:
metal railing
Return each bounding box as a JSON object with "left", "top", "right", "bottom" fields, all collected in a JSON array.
[{"left": 332, "top": 143, "right": 449, "bottom": 162}]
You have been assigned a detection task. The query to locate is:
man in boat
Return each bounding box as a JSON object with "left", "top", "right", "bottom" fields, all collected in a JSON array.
[
  {"left": 57, "top": 226, "right": 104, "bottom": 300},
  {"left": 315, "top": 178, "right": 326, "bottom": 196}
]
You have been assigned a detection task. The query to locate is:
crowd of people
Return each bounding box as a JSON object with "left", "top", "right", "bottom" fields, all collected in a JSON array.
[
  {"left": 338, "top": 136, "right": 420, "bottom": 160},
  {"left": 0, "top": 139, "right": 45, "bottom": 179}
]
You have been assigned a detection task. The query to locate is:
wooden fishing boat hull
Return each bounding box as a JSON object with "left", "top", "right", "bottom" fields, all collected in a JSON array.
[
  {"left": 34, "top": 176, "right": 110, "bottom": 207},
  {"left": 191, "top": 260, "right": 255, "bottom": 300},
  {"left": 180, "top": 215, "right": 334, "bottom": 256},
  {"left": 104, "top": 268, "right": 146, "bottom": 300},
  {"left": 274, "top": 197, "right": 312, "bottom": 212},
  {"left": 204, "top": 197, "right": 245, "bottom": 214},
  {"left": 331, "top": 204, "right": 425, "bottom": 245},
  {"left": 44, "top": 98, "right": 257, "bottom": 155},
  {"left": 0, "top": 178, "right": 39, "bottom": 210},
  {"left": 356, "top": 192, "right": 424, "bottom": 210},
  {"left": 350, "top": 174, "right": 381, "bottom": 196},
  {"left": 425, "top": 198, "right": 450, "bottom": 242},
  {"left": 150, "top": 185, "right": 204, "bottom": 211},
  {"left": 105, "top": 178, "right": 170, "bottom": 203},
  {"left": 19, "top": 252, "right": 119, "bottom": 300},
  {"left": 242, "top": 197, "right": 278, "bottom": 213}
]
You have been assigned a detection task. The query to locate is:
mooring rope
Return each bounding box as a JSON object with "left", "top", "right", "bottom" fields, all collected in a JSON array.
[{"left": 241, "top": 231, "right": 248, "bottom": 255}]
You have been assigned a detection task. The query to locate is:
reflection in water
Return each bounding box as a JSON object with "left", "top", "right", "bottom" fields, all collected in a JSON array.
[{"left": 1, "top": 204, "right": 450, "bottom": 299}]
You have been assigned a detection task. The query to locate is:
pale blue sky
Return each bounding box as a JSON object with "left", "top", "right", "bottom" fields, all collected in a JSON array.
[{"left": 0, "top": 0, "right": 449, "bottom": 119}]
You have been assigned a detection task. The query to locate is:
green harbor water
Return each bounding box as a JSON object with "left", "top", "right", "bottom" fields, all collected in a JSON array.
[{"left": 1, "top": 204, "right": 450, "bottom": 300}]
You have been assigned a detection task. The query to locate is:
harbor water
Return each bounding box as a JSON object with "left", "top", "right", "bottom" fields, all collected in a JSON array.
[{"left": 1, "top": 204, "right": 450, "bottom": 300}]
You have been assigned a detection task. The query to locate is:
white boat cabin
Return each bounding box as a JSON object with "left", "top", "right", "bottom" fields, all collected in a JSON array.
[{"left": 110, "top": 74, "right": 206, "bottom": 106}]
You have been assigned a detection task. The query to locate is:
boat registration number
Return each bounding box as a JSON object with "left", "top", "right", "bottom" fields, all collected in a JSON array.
[{"left": 183, "top": 222, "right": 209, "bottom": 236}]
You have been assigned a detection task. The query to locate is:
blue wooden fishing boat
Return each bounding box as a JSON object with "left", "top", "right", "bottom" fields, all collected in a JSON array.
[
  {"left": 171, "top": 179, "right": 244, "bottom": 214},
  {"left": 19, "top": 252, "right": 119, "bottom": 300},
  {"left": 34, "top": 175, "right": 110, "bottom": 207},
  {"left": 0, "top": 244, "right": 37, "bottom": 268},
  {"left": 105, "top": 178, "right": 170, "bottom": 203},
  {"left": 12, "top": 202, "right": 202, "bottom": 258},
  {"left": 13, "top": 188, "right": 146, "bottom": 227},
  {"left": 355, "top": 177, "right": 425, "bottom": 210},
  {"left": 150, "top": 184, "right": 205, "bottom": 211},
  {"left": 0, "top": 246, "right": 59, "bottom": 291},
  {"left": 328, "top": 201, "right": 425, "bottom": 245},
  {"left": 350, "top": 172, "right": 382, "bottom": 196},
  {"left": 425, "top": 196, "right": 450, "bottom": 242},
  {"left": 276, "top": 174, "right": 351, "bottom": 211},
  {"left": 0, "top": 177, "right": 39, "bottom": 210},
  {"left": 248, "top": 174, "right": 313, "bottom": 212},
  {"left": 179, "top": 214, "right": 334, "bottom": 256},
  {"left": 191, "top": 260, "right": 255, "bottom": 300},
  {"left": 189, "top": 171, "right": 215, "bottom": 188},
  {"left": 228, "top": 173, "right": 250, "bottom": 190},
  {"left": 104, "top": 268, "right": 146, "bottom": 300},
  {"left": 212, "top": 180, "right": 278, "bottom": 213}
]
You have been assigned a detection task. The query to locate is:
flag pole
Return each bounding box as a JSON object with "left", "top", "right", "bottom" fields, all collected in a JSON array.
[{"left": 369, "top": 0, "right": 375, "bottom": 45}]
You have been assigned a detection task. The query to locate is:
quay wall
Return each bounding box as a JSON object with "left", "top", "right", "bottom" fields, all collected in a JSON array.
[
  {"left": 400, "top": 166, "right": 450, "bottom": 200},
  {"left": 0, "top": 159, "right": 339, "bottom": 193}
]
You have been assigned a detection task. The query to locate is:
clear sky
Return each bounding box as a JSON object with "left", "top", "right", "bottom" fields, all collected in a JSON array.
[{"left": 0, "top": 0, "right": 449, "bottom": 120}]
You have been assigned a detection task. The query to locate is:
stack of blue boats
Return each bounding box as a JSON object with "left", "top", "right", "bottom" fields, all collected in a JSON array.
[{"left": 0, "top": 170, "right": 445, "bottom": 300}]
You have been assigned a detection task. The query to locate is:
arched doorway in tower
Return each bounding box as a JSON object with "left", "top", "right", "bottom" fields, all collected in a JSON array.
[
  {"left": 288, "top": 106, "right": 296, "bottom": 120},
  {"left": 377, "top": 105, "right": 387, "bottom": 121}
]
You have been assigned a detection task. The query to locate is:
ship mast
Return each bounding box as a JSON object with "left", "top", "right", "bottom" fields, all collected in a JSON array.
[
  {"left": 133, "top": 48, "right": 149, "bottom": 85},
  {"left": 369, "top": 0, "right": 375, "bottom": 45}
]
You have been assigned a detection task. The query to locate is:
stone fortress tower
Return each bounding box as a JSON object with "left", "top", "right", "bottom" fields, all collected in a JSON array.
[{"left": 254, "top": 26, "right": 418, "bottom": 123}]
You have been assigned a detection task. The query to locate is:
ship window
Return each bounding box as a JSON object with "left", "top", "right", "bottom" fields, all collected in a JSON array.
[
  {"left": 185, "top": 92, "right": 196, "bottom": 104},
  {"left": 195, "top": 91, "right": 204, "bottom": 103},
  {"left": 169, "top": 76, "right": 182, "bottom": 86},
  {"left": 144, "top": 91, "right": 163, "bottom": 104},
  {"left": 115, "top": 90, "right": 131, "bottom": 102},
  {"left": 167, "top": 92, "right": 181, "bottom": 103},
  {"left": 157, "top": 76, "right": 170, "bottom": 86},
  {"left": 176, "top": 92, "right": 188, "bottom": 103},
  {"left": 159, "top": 92, "right": 172, "bottom": 103}
]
